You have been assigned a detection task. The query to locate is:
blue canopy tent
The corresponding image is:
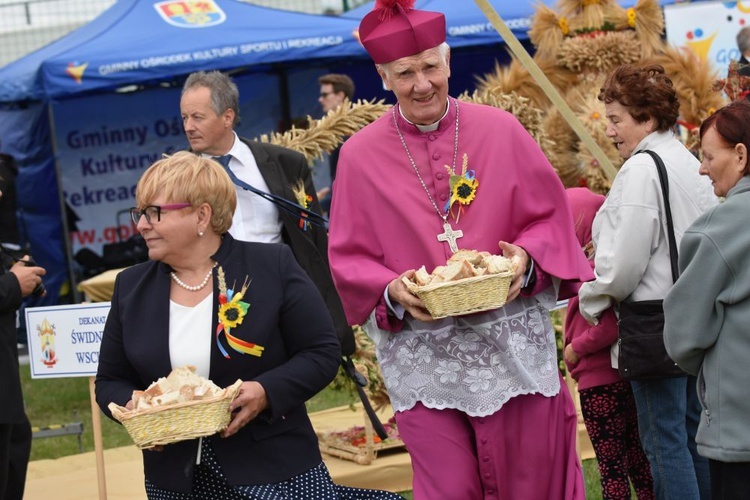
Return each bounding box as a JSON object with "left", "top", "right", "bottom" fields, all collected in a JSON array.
[
  {"left": 342, "top": 0, "right": 560, "bottom": 48},
  {"left": 0, "top": 0, "right": 365, "bottom": 101},
  {"left": 343, "top": 0, "right": 690, "bottom": 42},
  {"left": 337, "top": 0, "right": 694, "bottom": 108}
]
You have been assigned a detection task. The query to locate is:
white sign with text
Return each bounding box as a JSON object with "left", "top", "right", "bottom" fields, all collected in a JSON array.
[{"left": 25, "top": 302, "right": 111, "bottom": 379}]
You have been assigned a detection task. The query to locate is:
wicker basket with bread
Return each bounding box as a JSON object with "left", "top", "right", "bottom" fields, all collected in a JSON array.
[
  {"left": 402, "top": 249, "right": 516, "bottom": 319},
  {"left": 108, "top": 366, "right": 242, "bottom": 449}
]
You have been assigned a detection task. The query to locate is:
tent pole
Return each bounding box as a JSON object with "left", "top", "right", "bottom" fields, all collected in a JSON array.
[
  {"left": 276, "top": 67, "right": 292, "bottom": 132},
  {"left": 47, "top": 103, "right": 82, "bottom": 304}
]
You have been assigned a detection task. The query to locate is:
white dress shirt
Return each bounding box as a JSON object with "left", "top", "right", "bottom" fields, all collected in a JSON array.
[
  {"left": 169, "top": 294, "right": 212, "bottom": 378},
  {"left": 205, "top": 132, "right": 283, "bottom": 243}
]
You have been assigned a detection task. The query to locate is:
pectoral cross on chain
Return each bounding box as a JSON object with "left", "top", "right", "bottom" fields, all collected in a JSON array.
[{"left": 437, "top": 221, "right": 463, "bottom": 253}]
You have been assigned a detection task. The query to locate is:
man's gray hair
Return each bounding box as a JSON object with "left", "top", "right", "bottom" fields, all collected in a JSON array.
[
  {"left": 377, "top": 42, "right": 450, "bottom": 77},
  {"left": 738, "top": 26, "right": 750, "bottom": 56},
  {"left": 182, "top": 71, "right": 240, "bottom": 127}
]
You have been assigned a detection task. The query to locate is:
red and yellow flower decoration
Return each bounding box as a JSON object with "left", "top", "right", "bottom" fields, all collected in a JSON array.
[
  {"left": 216, "top": 266, "right": 263, "bottom": 358},
  {"left": 444, "top": 153, "right": 479, "bottom": 223},
  {"left": 292, "top": 180, "right": 313, "bottom": 231}
]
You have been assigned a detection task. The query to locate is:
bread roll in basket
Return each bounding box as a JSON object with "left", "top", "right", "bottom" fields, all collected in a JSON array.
[
  {"left": 108, "top": 366, "right": 242, "bottom": 449},
  {"left": 402, "top": 250, "right": 516, "bottom": 319}
]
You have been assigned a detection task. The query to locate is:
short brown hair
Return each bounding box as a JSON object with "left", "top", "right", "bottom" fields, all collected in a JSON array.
[
  {"left": 598, "top": 64, "right": 680, "bottom": 132},
  {"left": 136, "top": 151, "right": 236, "bottom": 234},
  {"left": 317, "top": 73, "right": 355, "bottom": 100}
]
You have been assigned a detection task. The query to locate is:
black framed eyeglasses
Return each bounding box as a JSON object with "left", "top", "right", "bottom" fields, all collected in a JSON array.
[
  {"left": 319, "top": 91, "right": 333, "bottom": 98},
  {"left": 130, "top": 203, "right": 191, "bottom": 225}
]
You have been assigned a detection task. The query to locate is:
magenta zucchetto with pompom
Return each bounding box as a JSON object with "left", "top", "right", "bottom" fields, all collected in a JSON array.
[{"left": 358, "top": 0, "right": 446, "bottom": 64}]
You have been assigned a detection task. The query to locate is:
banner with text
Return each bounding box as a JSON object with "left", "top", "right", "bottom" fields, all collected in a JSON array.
[
  {"left": 55, "top": 86, "right": 183, "bottom": 257},
  {"left": 25, "top": 302, "right": 111, "bottom": 378},
  {"left": 53, "top": 72, "right": 283, "bottom": 257}
]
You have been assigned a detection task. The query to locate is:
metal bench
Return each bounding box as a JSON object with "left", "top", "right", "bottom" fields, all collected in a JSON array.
[{"left": 32, "top": 422, "right": 85, "bottom": 454}]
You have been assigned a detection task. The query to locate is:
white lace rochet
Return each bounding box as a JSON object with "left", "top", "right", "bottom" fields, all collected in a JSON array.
[{"left": 364, "top": 287, "right": 561, "bottom": 417}]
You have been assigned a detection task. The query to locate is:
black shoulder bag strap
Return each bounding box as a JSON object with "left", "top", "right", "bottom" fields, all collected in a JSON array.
[{"left": 639, "top": 150, "right": 679, "bottom": 283}]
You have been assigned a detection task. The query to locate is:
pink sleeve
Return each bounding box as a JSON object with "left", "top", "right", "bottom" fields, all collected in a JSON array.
[
  {"left": 570, "top": 306, "right": 618, "bottom": 356},
  {"left": 375, "top": 298, "right": 404, "bottom": 332},
  {"left": 521, "top": 264, "right": 553, "bottom": 297}
]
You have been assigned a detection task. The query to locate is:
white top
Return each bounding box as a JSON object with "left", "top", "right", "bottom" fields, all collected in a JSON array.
[
  {"left": 169, "top": 293, "right": 213, "bottom": 378},
  {"left": 579, "top": 131, "right": 717, "bottom": 323},
  {"left": 205, "top": 132, "right": 283, "bottom": 243}
]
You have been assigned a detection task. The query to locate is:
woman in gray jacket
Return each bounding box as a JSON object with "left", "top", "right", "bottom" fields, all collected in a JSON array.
[{"left": 665, "top": 100, "right": 750, "bottom": 499}]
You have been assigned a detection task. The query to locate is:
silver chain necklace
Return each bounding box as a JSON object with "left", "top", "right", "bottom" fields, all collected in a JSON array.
[
  {"left": 393, "top": 98, "right": 464, "bottom": 253},
  {"left": 171, "top": 262, "right": 217, "bottom": 292}
]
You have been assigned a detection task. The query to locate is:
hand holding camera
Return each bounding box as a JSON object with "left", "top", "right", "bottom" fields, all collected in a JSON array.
[{"left": 11, "top": 256, "right": 46, "bottom": 298}]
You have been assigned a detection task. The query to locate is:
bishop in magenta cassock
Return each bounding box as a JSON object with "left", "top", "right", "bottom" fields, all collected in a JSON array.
[{"left": 328, "top": 1, "right": 593, "bottom": 498}]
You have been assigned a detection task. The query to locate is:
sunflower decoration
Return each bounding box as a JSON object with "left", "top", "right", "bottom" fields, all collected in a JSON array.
[
  {"left": 444, "top": 153, "right": 479, "bottom": 223},
  {"left": 216, "top": 266, "right": 263, "bottom": 358},
  {"left": 626, "top": 8, "right": 636, "bottom": 28},
  {"left": 292, "top": 180, "right": 314, "bottom": 231},
  {"left": 559, "top": 17, "right": 570, "bottom": 35}
]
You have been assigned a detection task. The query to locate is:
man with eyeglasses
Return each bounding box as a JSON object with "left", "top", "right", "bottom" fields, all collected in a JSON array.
[
  {"left": 318, "top": 73, "right": 354, "bottom": 114},
  {"left": 179, "top": 70, "right": 355, "bottom": 358},
  {"left": 316, "top": 73, "right": 355, "bottom": 213}
]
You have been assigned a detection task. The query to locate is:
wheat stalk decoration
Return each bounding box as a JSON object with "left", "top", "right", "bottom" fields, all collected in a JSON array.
[
  {"left": 257, "top": 98, "right": 392, "bottom": 165},
  {"left": 258, "top": 93, "right": 553, "bottom": 170}
]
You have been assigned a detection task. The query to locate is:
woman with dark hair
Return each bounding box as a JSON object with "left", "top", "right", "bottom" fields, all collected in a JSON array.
[
  {"left": 578, "top": 64, "right": 717, "bottom": 499},
  {"left": 665, "top": 100, "right": 750, "bottom": 499}
]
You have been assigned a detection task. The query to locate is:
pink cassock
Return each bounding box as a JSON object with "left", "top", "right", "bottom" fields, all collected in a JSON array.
[{"left": 328, "top": 99, "right": 593, "bottom": 329}]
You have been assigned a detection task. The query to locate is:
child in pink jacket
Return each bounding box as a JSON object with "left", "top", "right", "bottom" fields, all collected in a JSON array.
[{"left": 564, "top": 187, "right": 654, "bottom": 500}]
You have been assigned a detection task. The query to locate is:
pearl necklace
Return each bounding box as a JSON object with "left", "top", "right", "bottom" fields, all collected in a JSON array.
[{"left": 171, "top": 262, "right": 217, "bottom": 292}]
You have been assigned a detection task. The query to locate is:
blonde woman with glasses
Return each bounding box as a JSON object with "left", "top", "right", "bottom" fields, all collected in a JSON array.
[{"left": 96, "top": 151, "right": 400, "bottom": 500}]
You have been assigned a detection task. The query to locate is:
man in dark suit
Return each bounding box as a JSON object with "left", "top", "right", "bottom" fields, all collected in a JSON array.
[
  {"left": 180, "top": 71, "right": 354, "bottom": 357},
  {"left": 0, "top": 251, "right": 45, "bottom": 500}
]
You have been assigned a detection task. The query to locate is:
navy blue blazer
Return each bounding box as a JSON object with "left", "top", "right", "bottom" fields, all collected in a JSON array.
[{"left": 95, "top": 235, "right": 341, "bottom": 493}]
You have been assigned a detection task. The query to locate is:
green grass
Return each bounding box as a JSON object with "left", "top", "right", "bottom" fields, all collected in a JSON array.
[
  {"left": 22, "top": 371, "right": 131, "bottom": 461},
  {"left": 584, "top": 459, "right": 603, "bottom": 499},
  {"left": 21, "top": 367, "right": 610, "bottom": 498}
]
